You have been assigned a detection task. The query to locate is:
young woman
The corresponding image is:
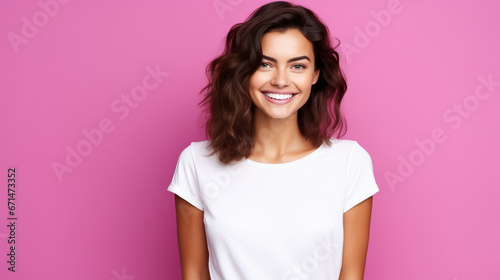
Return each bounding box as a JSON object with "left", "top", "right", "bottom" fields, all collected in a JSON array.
[{"left": 168, "top": 1, "right": 379, "bottom": 279}]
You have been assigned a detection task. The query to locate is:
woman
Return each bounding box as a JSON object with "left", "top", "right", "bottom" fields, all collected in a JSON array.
[{"left": 168, "top": 1, "right": 379, "bottom": 279}]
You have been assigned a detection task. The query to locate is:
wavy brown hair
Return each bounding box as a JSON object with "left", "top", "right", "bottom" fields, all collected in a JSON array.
[{"left": 199, "top": 1, "right": 347, "bottom": 164}]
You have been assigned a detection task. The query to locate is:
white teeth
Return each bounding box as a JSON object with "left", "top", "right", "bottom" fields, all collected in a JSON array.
[{"left": 264, "top": 93, "right": 294, "bottom": 100}]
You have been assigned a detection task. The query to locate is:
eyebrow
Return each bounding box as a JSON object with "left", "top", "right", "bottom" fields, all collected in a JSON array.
[{"left": 262, "top": 55, "right": 311, "bottom": 63}]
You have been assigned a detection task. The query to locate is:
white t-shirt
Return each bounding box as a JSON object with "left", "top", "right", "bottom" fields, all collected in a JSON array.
[{"left": 167, "top": 138, "right": 379, "bottom": 280}]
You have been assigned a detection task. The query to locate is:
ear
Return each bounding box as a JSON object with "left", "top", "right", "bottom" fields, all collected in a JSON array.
[{"left": 312, "top": 69, "right": 320, "bottom": 85}]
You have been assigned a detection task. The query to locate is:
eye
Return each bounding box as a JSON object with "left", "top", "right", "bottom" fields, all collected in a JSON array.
[
  {"left": 292, "top": 64, "right": 306, "bottom": 70},
  {"left": 260, "top": 62, "right": 272, "bottom": 68}
]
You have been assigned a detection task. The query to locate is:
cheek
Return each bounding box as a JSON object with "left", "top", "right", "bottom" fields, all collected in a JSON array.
[
  {"left": 296, "top": 74, "right": 316, "bottom": 89},
  {"left": 249, "top": 74, "right": 268, "bottom": 98},
  {"left": 249, "top": 72, "right": 265, "bottom": 87},
  {"left": 248, "top": 76, "right": 261, "bottom": 103}
]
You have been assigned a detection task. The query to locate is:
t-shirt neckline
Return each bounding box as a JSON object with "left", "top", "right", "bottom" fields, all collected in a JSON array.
[{"left": 242, "top": 141, "right": 326, "bottom": 169}]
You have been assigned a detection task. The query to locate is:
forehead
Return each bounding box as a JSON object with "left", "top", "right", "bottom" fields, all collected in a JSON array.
[{"left": 261, "top": 29, "right": 314, "bottom": 59}]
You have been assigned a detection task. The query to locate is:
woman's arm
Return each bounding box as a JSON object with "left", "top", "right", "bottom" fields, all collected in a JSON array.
[
  {"left": 174, "top": 194, "right": 211, "bottom": 280},
  {"left": 339, "top": 196, "right": 374, "bottom": 280}
]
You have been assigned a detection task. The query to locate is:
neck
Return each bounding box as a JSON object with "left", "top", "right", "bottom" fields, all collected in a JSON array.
[{"left": 251, "top": 108, "right": 312, "bottom": 159}]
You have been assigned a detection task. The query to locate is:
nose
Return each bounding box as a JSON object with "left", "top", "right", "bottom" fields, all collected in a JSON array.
[{"left": 270, "top": 67, "right": 290, "bottom": 88}]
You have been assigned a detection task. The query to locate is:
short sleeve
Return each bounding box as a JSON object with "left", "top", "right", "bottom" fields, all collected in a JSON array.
[
  {"left": 167, "top": 144, "right": 204, "bottom": 211},
  {"left": 343, "top": 141, "right": 380, "bottom": 213}
]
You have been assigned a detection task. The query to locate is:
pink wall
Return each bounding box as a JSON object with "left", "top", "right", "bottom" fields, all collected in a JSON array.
[{"left": 1, "top": 0, "right": 499, "bottom": 279}]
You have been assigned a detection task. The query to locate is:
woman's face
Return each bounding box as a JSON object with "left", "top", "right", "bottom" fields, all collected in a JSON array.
[{"left": 248, "top": 28, "right": 320, "bottom": 121}]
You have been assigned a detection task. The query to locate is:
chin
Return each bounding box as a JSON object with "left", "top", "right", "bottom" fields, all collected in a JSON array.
[{"left": 262, "top": 110, "right": 297, "bottom": 120}]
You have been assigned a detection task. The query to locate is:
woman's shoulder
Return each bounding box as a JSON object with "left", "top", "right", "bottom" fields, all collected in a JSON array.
[
  {"left": 181, "top": 140, "right": 223, "bottom": 164},
  {"left": 322, "top": 137, "right": 373, "bottom": 160},
  {"left": 173, "top": 140, "right": 212, "bottom": 161},
  {"left": 325, "top": 137, "right": 358, "bottom": 151},
  {"left": 188, "top": 139, "right": 211, "bottom": 154}
]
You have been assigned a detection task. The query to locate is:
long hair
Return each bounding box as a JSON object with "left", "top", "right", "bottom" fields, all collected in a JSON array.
[{"left": 199, "top": 1, "right": 347, "bottom": 164}]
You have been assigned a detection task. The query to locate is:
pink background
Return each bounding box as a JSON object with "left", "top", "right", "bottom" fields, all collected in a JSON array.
[{"left": 1, "top": 0, "right": 499, "bottom": 279}]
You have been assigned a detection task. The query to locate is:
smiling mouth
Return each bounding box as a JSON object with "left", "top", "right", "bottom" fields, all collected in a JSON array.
[{"left": 262, "top": 92, "right": 297, "bottom": 100}]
